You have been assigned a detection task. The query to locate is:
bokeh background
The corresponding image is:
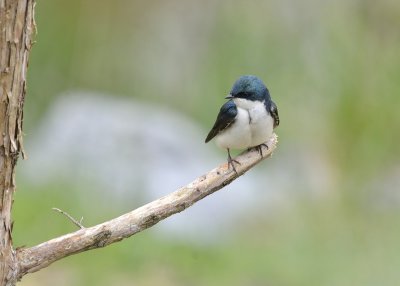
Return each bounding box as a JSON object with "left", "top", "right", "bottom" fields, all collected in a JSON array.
[{"left": 14, "top": 0, "right": 400, "bottom": 285}]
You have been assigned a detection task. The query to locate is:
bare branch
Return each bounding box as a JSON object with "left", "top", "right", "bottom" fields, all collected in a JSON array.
[
  {"left": 16, "top": 134, "right": 278, "bottom": 280},
  {"left": 52, "top": 208, "right": 85, "bottom": 229}
]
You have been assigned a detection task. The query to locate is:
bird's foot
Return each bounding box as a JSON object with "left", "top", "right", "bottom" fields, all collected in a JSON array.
[
  {"left": 227, "top": 149, "right": 241, "bottom": 175},
  {"left": 255, "top": 143, "right": 269, "bottom": 158},
  {"left": 228, "top": 157, "right": 240, "bottom": 175}
]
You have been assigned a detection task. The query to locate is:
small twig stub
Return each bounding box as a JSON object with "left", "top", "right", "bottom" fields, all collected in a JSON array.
[{"left": 52, "top": 208, "right": 85, "bottom": 229}]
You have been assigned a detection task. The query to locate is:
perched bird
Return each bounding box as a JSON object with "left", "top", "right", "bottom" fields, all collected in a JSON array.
[{"left": 205, "top": 75, "right": 279, "bottom": 174}]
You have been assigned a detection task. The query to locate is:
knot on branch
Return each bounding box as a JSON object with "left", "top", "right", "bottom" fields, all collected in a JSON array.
[{"left": 92, "top": 230, "right": 112, "bottom": 248}]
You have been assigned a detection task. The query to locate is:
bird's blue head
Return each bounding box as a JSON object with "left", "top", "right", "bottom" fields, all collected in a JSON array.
[{"left": 226, "top": 75, "right": 270, "bottom": 102}]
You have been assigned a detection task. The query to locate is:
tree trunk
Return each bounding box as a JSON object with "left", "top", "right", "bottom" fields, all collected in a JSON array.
[{"left": 0, "top": 0, "right": 35, "bottom": 285}]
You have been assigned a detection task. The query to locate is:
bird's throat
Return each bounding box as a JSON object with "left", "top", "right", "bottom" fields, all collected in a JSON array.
[{"left": 233, "top": 98, "right": 264, "bottom": 110}]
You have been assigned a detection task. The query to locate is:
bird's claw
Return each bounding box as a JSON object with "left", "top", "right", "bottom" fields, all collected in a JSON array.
[
  {"left": 227, "top": 149, "right": 240, "bottom": 175},
  {"left": 228, "top": 158, "right": 240, "bottom": 175},
  {"left": 256, "top": 143, "right": 269, "bottom": 158}
]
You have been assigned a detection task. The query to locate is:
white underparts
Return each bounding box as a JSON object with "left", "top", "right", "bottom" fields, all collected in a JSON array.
[{"left": 215, "top": 99, "right": 274, "bottom": 150}]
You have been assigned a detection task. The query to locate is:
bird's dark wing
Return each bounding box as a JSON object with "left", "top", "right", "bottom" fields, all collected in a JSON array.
[
  {"left": 269, "top": 100, "right": 279, "bottom": 128},
  {"left": 205, "top": 100, "right": 237, "bottom": 143}
]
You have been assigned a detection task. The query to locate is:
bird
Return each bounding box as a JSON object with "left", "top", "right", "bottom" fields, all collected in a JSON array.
[{"left": 205, "top": 75, "right": 279, "bottom": 174}]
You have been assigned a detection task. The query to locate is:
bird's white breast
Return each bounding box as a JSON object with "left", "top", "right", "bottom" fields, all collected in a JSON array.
[
  {"left": 215, "top": 99, "right": 274, "bottom": 150},
  {"left": 215, "top": 108, "right": 251, "bottom": 149}
]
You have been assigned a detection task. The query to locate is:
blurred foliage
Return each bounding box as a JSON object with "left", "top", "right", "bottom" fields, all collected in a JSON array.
[{"left": 15, "top": 0, "right": 400, "bottom": 285}]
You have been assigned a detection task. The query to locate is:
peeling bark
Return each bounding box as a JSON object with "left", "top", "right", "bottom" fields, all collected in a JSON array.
[{"left": 0, "top": 0, "right": 35, "bottom": 285}]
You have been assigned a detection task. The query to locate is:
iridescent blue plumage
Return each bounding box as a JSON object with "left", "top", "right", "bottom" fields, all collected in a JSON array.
[
  {"left": 205, "top": 100, "right": 237, "bottom": 143},
  {"left": 230, "top": 75, "right": 270, "bottom": 102}
]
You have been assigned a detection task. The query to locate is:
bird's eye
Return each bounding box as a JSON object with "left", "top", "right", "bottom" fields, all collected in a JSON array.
[{"left": 236, "top": 92, "right": 248, "bottom": 98}]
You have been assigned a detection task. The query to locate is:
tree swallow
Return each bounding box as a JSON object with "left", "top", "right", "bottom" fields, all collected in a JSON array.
[{"left": 205, "top": 75, "right": 279, "bottom": 174}]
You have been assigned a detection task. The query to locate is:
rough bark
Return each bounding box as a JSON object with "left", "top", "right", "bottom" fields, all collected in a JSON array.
[
  {"left": 0, "top": 0, "right": 36, "bottom": 285},
  {"left": 16, "top": 134, "right": 277, "bottom": 280}
]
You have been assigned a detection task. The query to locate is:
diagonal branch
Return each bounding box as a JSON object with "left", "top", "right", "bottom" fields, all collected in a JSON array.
[{"left": 16, "top": 134, "right": 278, "bottom": 280}]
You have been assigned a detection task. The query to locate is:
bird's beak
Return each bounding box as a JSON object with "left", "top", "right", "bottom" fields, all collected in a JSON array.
[{"left": 225, "top": 94, "right": 234, "bottom": 99}]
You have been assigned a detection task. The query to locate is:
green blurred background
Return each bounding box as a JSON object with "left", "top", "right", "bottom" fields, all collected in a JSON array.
[{"left": 14, "top": 0, "right": 400, "bottom": 285}]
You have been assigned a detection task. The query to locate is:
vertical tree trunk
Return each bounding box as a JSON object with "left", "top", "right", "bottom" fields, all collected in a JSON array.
[{"left": 0, "top": 0, "right": 35, "bottom": 285}]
